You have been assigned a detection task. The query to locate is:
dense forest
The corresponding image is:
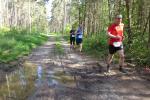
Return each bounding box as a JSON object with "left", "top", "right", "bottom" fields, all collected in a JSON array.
[
  {"left": 0, "top": 0, "right": 150, "bottom": 66},
  {"left": 50, "top": 0, "right": 150, "bottom": 67},
  {"left": 0, "top": 0, "right": 150, "bottom": 100},
  {"left": 0, "top": 0, "right": 150, "bottom": 71},
  {"left": 0, "top": 0, "right": 48, "bottom": 32},
  {"left": 0, "top": 0, "right": 48, "bottom": 62}
]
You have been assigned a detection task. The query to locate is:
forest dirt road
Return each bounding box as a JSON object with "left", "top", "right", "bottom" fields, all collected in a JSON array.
[{"left": 27, "top": 34, "right": 150, "bottom": 100}]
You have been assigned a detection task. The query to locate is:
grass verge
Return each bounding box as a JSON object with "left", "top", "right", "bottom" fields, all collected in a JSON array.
[{"left": 0, "top": 28, "right": 48, "bottom": 63}]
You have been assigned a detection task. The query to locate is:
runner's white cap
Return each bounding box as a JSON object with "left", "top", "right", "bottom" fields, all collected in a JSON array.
[{"left": 116, "top": 14, "right": 122, "bottom": 19}]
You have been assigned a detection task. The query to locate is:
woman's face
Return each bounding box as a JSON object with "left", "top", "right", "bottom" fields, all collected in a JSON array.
[{"left": 115, "top": 18, "right": 122, "bottom": 24}]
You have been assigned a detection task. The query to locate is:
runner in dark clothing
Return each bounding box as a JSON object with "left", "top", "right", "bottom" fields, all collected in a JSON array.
[{"left": 70, "top": 28, "right": 76, "bottom": 49}]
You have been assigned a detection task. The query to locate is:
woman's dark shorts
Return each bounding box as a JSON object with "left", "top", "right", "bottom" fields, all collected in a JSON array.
[
  {"left": 76, "top": 38, "right": 83, "bottom": 45},
  {"left": 109, "top": 45, "right": 123, "bottom": 54},
  {"left": 70, "top": 37, "right": 75, "bottom": 45}
]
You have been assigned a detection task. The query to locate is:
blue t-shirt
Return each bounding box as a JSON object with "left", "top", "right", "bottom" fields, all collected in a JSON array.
[{"left": 76, "top": 27, "right": 83, "bottom": 39}]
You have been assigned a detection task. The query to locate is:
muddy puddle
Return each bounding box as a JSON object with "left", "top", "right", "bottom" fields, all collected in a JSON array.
[
  {"left": 0, "top": 62, "right": 37, "bottom": 100},
  {"left": 0, "top": 61, "right": 79, "bottom": 100}
]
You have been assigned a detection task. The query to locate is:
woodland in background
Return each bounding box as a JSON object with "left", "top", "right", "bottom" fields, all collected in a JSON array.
[
  {"left": 50, "top": 0, "right": 150, "bottom": 66},
  {"left": 0, "top": 0, "right": 48, "bottom": 32},
  {"left": 0, "top": 0, "right": 150, "bottom": 66},
  {"left": 0, "top": 0, "right": 48, "bottom": 62}
]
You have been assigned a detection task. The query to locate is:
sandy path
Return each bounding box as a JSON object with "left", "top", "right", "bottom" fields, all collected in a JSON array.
[{"left": 27, "top": 34, "right": 150, "bottom": 100}]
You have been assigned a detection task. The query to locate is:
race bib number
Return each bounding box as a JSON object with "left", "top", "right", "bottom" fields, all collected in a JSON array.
[
  {"left": 71, "top": 35, "right": 75, "bottom": 37},
  {"left": 78, "top": 35, "right": 82, "bottom": 38},
  {"left": 113, "top": 42, "right": 122, "bottom": 47}
]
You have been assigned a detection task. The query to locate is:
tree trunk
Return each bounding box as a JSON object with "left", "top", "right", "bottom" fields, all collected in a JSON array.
[
  {"left": 137, "top": 0, "right": 144, "bottom": 31},
  {"left": 142, "top": 11, "right": 150, "bottom": 37},
  {"left": 63, "top": 0, "right": 66, "bottom": 35},
  {"left": 78, "top": 0, "right": 81, "bottom": 24},
  {"left": 108, "top": 0, "right": 111, "bottom": 22},
  {"left": 125, "top": 0, "right": 132, "bottom": 45},
  {"left": 29, "top": 0, "right": 31, "bottom": 32},
  {"left": 83, "top": 0, "right": 86, "bottom": 35},
  {"left": 148, "top": 8, "right": 150, "bottom": 48}
]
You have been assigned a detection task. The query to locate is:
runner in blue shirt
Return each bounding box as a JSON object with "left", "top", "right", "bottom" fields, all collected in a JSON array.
[{"left": 76, "top": 24, "right": 83, "bottom": 52}]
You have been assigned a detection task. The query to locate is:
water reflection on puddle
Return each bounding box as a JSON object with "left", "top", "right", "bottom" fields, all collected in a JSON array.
[
  {"left": 19, "top": 68, "right": 27, "bottom": 87},
  {"left": 47, "top": 79, "right": 58, "bottom": 87},
  {"left": 35, "top": 65, "right": 43, "bottom": 87},
  {"left": 35, "top": 65, "right": 59, "bottom": 88},
  {"left": 0, "top": 62, "right": 37, "bottom": 100},
  {"left": 0, "top": 62, "right": 80, "bottom": 100}
]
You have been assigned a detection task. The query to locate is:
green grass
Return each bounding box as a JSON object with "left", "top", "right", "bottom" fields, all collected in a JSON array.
[
  {"left": 63, "top": 35, "right": 70, "bottom": 42},
  {"left": 55, "top": 42, "right": 64, "bottom": 55},
  {"left": 0, "top": 28, "right": 48, "bottom": 62},
  {"left": 63, "top": 31, "right": 108, "bottom": 59},
  {"left": 0, "top": 64, "right": 37, "bottom": 100},
  {"left": 62, "top": 30, "right": 150, "bottom": 67},
  {"left": 83, "top": 31, "right": 108, "bottom": 59},
  {"left": 54, "top": 34, "right": 64, "bottom": 55},
  {"left": 83, "top": 30, "right": 150, "bottom": 67},
  {"left": 124, "top": 36, "right": 150, "bottom": 66}
]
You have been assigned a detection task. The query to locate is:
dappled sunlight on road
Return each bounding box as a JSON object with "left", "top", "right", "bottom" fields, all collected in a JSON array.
[{"left": 1, "top": 34, "right": 150, "bottom": 100}]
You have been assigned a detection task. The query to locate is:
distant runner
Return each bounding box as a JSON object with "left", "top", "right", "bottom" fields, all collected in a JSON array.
[
  {"left": 76, "top": 23, "right": 83, "bottom": 52},
  {"left": 106, "top": 14, "right": 126, "bottom": 73},
  {"left": 70, "top": 27, "right": 76, "bottom": 49}
]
